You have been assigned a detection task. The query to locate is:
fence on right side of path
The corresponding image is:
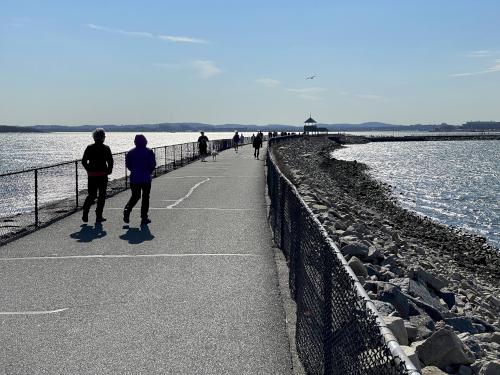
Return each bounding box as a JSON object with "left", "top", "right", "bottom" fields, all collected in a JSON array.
[{"left": 266, "top": 135, "right": 420, "bottom": 375}]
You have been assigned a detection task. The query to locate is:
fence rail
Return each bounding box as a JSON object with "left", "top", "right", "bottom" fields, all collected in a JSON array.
[
  {"left": 266, "top": 135, "right": 420, "bottom": 375},
  {"left": 0, "top": 137, "right": 248, "bottom": 246}
]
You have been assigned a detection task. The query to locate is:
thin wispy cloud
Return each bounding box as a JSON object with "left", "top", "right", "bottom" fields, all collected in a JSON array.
[
  {"left": 256, "top": 78, "right": 280, "bottom": 87},
  {"left": 157, "top": 35, "right": 207, "bottom": 44},
  {"left": 287, "top": 87, "right": 326, "bottom": 101},
  {"left": 192, "top": 60, "right": 222, "bottom": 79},
  {"left": 86, "top": 23, "right": 208, "bottom": 44},
  {"left": 466, "top": 50, "right": 496, "bottom": 58},
  {"left": 451, "top": 59, "right": 500, "bottom": 77}
]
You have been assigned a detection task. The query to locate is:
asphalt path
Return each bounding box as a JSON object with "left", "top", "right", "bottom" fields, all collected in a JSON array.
[{"left": 0, "top": 144, "right": 292, "bottom": 374}]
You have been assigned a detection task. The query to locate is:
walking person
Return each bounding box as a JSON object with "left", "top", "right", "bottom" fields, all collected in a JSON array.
[
  {"left": 81, "top": 128, "right": 113, "bottom": 223},
  {"left": 253, "top": 132, "right": 263, "bottom": 159},
  {"left": 240, "top": 133, "right": 245, "bottom": 145},
  {"left": 232, "top": 131, "right": 240, "bottom": 152},
  {"left": 123, "top": 134, "right": 156, "bottom": 225},
  {"left": 198, "top": 131, "right": 209, "bottom": 162}
]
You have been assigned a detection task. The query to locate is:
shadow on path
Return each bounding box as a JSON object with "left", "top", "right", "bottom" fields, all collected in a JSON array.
[
  {"left": 70, "top": 224, "right": 107, "bottom": 242},
  {"left": 119, "top": 225, "right": 155, "bottom": 244}
]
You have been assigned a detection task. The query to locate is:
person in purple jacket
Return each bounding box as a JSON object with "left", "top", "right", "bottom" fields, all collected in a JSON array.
[{"left": 123, "top": 134, "right": 156, "bottom": 225}]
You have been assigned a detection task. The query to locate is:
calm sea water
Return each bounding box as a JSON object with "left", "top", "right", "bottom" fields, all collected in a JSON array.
[
  {"left": 0, "top": 132, "right": 240, "bottom": 174},
  {"left": 333, "top": 140, "right": 500, "bottom": 249}
]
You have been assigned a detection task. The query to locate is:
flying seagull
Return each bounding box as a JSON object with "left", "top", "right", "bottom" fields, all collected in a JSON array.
[{"left": 305, "top": 75, "right": 317, "bottom": 80}]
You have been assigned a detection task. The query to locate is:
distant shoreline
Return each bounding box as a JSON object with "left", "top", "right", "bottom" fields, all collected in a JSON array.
[{"left": 2, "top": 121, "right": 500, "bottom": 133}]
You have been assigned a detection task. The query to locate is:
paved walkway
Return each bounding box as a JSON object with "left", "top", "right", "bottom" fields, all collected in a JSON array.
[{"left": 0, "top": 145, "right": 292, "bottom": 374}]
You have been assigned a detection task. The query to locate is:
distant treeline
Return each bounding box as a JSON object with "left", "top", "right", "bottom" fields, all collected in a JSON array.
[{"left": 1, "top": 121, "right": 499, "bottom": 133}]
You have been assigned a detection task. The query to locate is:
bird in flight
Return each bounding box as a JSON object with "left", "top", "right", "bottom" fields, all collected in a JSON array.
[{"left": 305, "top": 75, "right": 317, "bottom": 80}]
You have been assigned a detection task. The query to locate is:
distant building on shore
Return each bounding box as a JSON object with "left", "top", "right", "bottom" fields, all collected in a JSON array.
[{"left": 462, "top": 121, "right": 500, "bottom": 131}]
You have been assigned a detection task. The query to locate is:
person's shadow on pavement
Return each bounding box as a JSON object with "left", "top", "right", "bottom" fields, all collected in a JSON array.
[
  {"left": 119, "top": 224, "right": 155, "bottom": 244},
  {"left": 70, "top": 223, "right": 107, "bottom": 242}
]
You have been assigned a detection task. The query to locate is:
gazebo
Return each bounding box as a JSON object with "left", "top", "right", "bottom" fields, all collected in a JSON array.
[{"left": 303, "top": 115, "right": 318, "bottom": 134}]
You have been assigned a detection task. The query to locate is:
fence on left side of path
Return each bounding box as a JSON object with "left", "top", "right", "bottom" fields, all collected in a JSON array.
[{"left": 0, "top": 137, "right": 246, "bottom": 246}]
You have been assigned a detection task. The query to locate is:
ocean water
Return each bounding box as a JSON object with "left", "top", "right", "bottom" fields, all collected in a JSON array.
[
  {"left": 333, "top": 140, "right": 500, "bottom": 249},
  {"left": 0, "top": 132, "right": 241, "bottom": 174}
]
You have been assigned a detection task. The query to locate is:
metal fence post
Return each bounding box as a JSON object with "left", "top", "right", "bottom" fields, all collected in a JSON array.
[
  {"left": 75, "top": 161, "right": 79, "bottom": 208},
  {"left": 173, "top": 145, "right": 176, "bottom": 169},
  {"left": 164, "top": 146, "right": 167, "bottom": 172},
  {"left": 34, "top": 169, "right": 39, "bottom": 227}
]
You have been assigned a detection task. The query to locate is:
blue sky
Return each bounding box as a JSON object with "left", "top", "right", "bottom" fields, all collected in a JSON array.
[{"left": 1, "top": 0, "right": 499, "bottom": 125}]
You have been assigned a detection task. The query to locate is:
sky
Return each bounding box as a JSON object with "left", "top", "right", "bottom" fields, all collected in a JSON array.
[{"left": 1, "top": 0, "right": 500, "bottom": 126}]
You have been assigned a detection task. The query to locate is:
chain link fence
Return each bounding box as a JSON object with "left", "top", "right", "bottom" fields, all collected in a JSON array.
[
  {"left": 0, "top": 137, "right": 251, "bottom": 246},
  {"left": 267, "top": 136, "right": 420, "bottom": 375}
]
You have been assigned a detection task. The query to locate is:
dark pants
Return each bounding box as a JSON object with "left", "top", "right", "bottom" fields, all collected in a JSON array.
[
  {"left": 82, "top": 176, "right": 108, "bottom": 217},
  {"left": 124, "top": 183, "right": 151, "bottom": 218},
  {"left": 254, "top": 147, "right": 260, "bottom": 157}
]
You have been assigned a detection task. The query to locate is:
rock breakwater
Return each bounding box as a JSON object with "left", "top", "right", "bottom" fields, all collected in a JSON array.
[{"left": 273, "top": 136, "right": 500, "bottom": 374}]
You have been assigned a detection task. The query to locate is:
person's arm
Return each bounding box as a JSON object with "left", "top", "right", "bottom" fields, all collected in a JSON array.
[
  {"left": 81, "top": 147, "right": 90, "bottom": 171},
  {"left": 148, "top": 149, "right": 156, "bottom": 174},
  {"left": 125, "top": 151, "right": 131, "bottom": 171},
  {"left": 106, "top": 147, "right": 114, "bottom": 175}
]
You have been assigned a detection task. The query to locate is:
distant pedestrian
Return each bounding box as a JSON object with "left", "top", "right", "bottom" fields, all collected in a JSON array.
[
  {"left": 251, "top": 133, "right": 255, "bottom": 144},
  {"left": 253, "top": 133, "right": 263, "bottom": 159},
  {"left": 81, "top": 128, "right": 114, "bottom": 223},
  {"left": 123, "top": 134, "right": 156, "bottom": 225},
  {"left": 240, "top": 133, "right": 245, "bottom": 145},
  {"left": 233, "top": 131, "right": 240, "bottom": 152},
  {"left": 198, "top": 131, "right": 209, "bottom": 162}
]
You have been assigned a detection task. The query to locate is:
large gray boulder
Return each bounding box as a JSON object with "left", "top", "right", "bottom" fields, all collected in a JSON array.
[
  {"left": 377, "top": 282, "right": 410, "bottom": 318},
  {"left": 414, "top": 328, "right": 475, "bottom": 368},
  {"left": 421, "top": 366, "right": 447, "bottom": 374},
  {"left": 444, "top": 317, "right": 478, "bottom": 334},
  {"left": 383, "top": 316, "right": 409, "bottom": 346},
  {"left": 390, "top": 277, "right": 444, "bottom": 313},
  {"left": 341, "top": 242, "right": 369, "bottom": 258},
  {"left": 347, "top": 256, "right": 368, "bottom": 278},
  {"left": 479, "top": 360, "right": 500, "bottom": 375},
  {"left": 415, "top": 267, "right": 449, "bottom": 291},
  {"left": 372, "top": 300, "right": 397, "bottom": 317}
]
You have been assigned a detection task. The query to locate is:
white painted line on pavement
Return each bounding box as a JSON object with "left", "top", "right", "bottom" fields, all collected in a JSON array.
[
  {"left": 163, "top": 176, "right": 259, "bottom": 178},
  {"left": 0, "top": 253, "right": 259, "bottom": 261},
  {"left": 166, "top": 178, "right": 210, "bottom": 209},
  {"left": 0, "top": 308, "right": 68, "bottom": 315},
  {"left": 105, "top": 207, "right": 261, "bottom": 211},
  {"left": 171, "top": 207, "right": 260, "bottom": 211}
]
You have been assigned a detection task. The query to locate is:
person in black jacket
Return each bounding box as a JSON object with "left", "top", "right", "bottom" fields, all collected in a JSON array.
[
  {"left": 252, "top": 133, "right": 263, "bottom": 159},
  {"left": 81, "top": 128, "right": 114, "bottom": 223}
]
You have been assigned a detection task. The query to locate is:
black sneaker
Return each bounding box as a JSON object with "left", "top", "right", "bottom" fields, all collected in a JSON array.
[
  {"left": 141, "top": 217, "right": 151, "bottom": 225},
  {"left": 123, "top": 210, "right": 130, "bottom": 224},
  {"left": 96, "top": 216, "right": 107, "bottom": 223},
  {"left": 82, "top": 211, "right": 88, "bottom": 223}
]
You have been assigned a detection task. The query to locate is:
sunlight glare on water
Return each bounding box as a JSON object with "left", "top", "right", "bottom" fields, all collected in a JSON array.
[{"left": 333, "top": 140, "right": 500, "bottom": 248}]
